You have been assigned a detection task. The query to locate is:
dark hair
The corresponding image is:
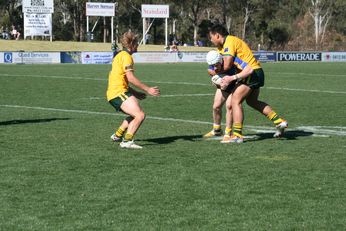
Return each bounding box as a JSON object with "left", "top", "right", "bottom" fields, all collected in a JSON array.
[{"left": 209, "top": 24, "right": 229, "bottom": 37}]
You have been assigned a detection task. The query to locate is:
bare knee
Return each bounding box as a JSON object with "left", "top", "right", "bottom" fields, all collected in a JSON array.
[{"left": 136, "top": 111, "right": 146, "bottom": 122}]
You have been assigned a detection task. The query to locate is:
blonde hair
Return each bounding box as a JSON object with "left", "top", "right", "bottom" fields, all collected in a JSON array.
[{"left": 120, "top": 31, "right": 138, "bottom": 49}]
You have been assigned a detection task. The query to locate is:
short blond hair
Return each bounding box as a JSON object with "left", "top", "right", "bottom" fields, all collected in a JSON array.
[{"left": 120, "top": 31, "right": 138, "bottom": 49}]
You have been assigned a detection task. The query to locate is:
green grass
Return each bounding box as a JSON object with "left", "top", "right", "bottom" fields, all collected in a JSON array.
[
  {"left": 0, "top": 62, "right": 346, "bottom": 230},
  {"left": 0, "top": 40, "right": 212, "bottom": 52}
]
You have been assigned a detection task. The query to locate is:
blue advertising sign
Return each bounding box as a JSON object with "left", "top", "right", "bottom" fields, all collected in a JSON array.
[
  {"left": 253, "top": 52, "right": 276, "bottom": 62},
  {"left": 61, "top": 52, "right": 81, "bottom": 64},
  {"left": 4, "top": 52, "right": 13, "bottom": 63}
]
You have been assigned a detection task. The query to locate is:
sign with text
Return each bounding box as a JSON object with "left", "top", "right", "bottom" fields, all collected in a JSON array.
[
  {"left": 22, "top": 0, "right": 54, "bottom": 14},
  {"left": 1, "top": 52, "right": 60, "bottom": 64},
  {"left": 24, "top": 13, "right": 52, "bottom": 37},
  {"left": 141, "top": 4, "right": 169, "bottom": 18},
  {"left": 86, "top": 3, "right": 115, "bottom": 17},
  {"left": 278, "top": 52, "right": 321, "bottom": 61},
  {"left": 81, "top": 52, "right": 113, "bottom": 64},
  {"left": 254, "top": 52, "right": 276, "bottom": 62},
  {"left": 322, "top": 52, "right": 346, "bottom": 62}
]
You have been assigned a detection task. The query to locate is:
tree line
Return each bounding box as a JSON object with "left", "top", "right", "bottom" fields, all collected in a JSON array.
[{"left": 0, "top": 0, "right": 345, "bottom": 51}]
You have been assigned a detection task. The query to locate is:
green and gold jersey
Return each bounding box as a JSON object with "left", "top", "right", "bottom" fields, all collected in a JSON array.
[
  {"left": 218, "top": 35, "right": 261, "bottom": 70},
  {"left": 106, "top": 50, "right": 134, "bottom": 101}
]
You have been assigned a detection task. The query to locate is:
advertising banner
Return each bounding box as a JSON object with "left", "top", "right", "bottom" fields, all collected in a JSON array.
[
  {"left": 24, "top": 13, "right": 52, "bottom": 37},
  {"left": 254, "top": 52, "right": 276, "bottom": 62},
  {"left": 0, "top": 52, "right": 4, "bottom": 63},
  {"left": 175, "top": 52, "right": 207, "bottom": 62},
  {"left": 86, "top": 3, "right": 115, "bottom": 17},
  {"left": 322, "top": 52, "right": 346, "bottom": 62},
  {"left": 2, "top": 52, "right": 60, "bottom": 64},
  {"left": 133, "top": 52, "right": 176, "bottom": 63},
  {"left": 141, "top": 4, "right": 169, "bottom": 18},
  {"left": 61, "top": 52, "right": 82, "bottom": 64},
  {"left": 22, "top": 0, "right": 54, "bottom": 14},
  {"left": 81, "top": 52, "right": 113, "bottom": 64},
  {"left": 278, "top": 52, "right": 321, "bottom": 61}
]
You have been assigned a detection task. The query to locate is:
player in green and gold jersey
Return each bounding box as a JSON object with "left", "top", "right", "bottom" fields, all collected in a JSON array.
[
  {"left": 208, "top": 24, "right": 288, "bottom": 143},
  {"left": 107, "top": 31, "right": 160, "bottom": 149}
]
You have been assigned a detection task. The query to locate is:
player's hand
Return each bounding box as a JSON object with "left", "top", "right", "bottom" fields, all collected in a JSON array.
[
  {"left": 220, "top": 76, "right": 232, "bottom": 90},
  {"left": 147, "top": 86, "right": 160, "bottom": 96}
]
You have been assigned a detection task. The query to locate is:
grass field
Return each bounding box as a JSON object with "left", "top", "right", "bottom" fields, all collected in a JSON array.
[
  {"left": 0, "top": 62, "right": 346, "bottom": 230},
  {"left": 0, "top": 40, "right": 212, "bottom": 52}
]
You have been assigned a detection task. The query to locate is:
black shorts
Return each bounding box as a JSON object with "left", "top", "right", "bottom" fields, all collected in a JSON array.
[
  {"left": 242, "top": 68, "right": 265, "bottom": 89},
  {"left": 108, "top": 92, "right": 133, "bottom": 112}
]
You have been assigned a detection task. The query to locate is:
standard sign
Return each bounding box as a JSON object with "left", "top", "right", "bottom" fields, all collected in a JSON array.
[
  {"left": 278, "top": 52, "right": 321, "bottom": 61},
  {"left": 141, "top": 4, "right": 169, "bottom": 18},
  {"left": 86, "top": 3, "right": 115, "bottom": 17},
  {"left": 22, "top": 0, "right": 54, "bottom": 14}
]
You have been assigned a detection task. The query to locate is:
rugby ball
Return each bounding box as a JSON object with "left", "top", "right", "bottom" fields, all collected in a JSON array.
[{"left": 211, "top": 74, "right": 223, "bottom": 86}]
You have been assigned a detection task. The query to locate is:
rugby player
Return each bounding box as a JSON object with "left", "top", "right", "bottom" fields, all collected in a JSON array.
[
  {"left": 107, "top": 31, "right": 160, "bottom": 149},
  {"left": 204, "top": 50, "right": 238, "bottom": 143},
  {"left": 208, "top": 24, "right": 288, "bottom": 143}
]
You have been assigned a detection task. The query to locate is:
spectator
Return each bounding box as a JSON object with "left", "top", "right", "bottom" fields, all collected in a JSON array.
[
  {"left": 1, "top": 26, "right": 9, "bottom": 40},
  {"left": 11, "top": 25, "right": 21, "bottom": 40}
]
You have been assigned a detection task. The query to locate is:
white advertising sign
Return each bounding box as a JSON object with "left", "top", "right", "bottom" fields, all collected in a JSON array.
[
  {"left": 81, "top": 52, "right": 113, "bottom": 64},
  {"left": 1, "top": 52, "right": 60, "bottom": 64},
  {"left": 24, "top": 14, "right": 52, "bottom": 37},
  {"left": 176, "top": 52, "right": 207, "bottom": 62},
  {"left": 141, "top": 5, "right": 169, "bottom": 18},
  {"left": 22, "top": 0, "right": 54, "bottom": 14},
  {"left": 322, "top": 52, "right": 346, "bottom": 62},
  {"left": 133, "top": 52, "right": 176, "bottom": 63},
  {"left": 86, "top": 3, "right": 115, "bottom": 17}
]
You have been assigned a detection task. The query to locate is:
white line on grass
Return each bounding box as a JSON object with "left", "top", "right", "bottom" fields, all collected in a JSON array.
[
  {"left": 1, "top": 73, "right": 345, "bottom": 94},
  {"left": 85, "top": 94, "right": 214, "bottom": 100},
  {"left": 1, "top": 104, "right": 346, "bottom": 137}
]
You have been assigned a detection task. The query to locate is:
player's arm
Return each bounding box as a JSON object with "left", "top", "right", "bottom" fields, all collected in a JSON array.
[
  {"left": 220, "top": 65, "right": 254, "bottom": 90},
  {"left": 222, "top": 55, "right": 234, "bottom": 73},
  {"left": 126, "top": 71, "right": 160, "bottom": 96},
  {"left": 128, "top": 87, "right": 146, "bottom": 100}
]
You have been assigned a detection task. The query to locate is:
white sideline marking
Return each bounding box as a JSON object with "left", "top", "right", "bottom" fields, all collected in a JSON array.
[
  {"left": 1, "top": 73, "right": 345, "bottom": 94},
  {"left": 85, "top": 94, "right": 214, "bottom": 100},
  {"left": 1, "top": 104, "right": 346, "bottom": 137},
  {"left": 267, "top": 72, "right": 346, "bottom": 77},
  {"left": 266, "top": 87, "right": 346, "bottom": 94}
]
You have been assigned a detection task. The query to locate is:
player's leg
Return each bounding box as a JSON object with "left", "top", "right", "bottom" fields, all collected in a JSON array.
[
  {"left": 221, "top": 93, "right": 233, "bottom": 143},
  {"left": 230, "top": 84, "right": 252, "bottom": 143},
  {"left": 204, "top": 89, "right": 227, "bottom": 137},
  {"left": 111, "top": 116, "right": 133, "bottom": 142},
  {"left": 119, "top": 96, "right": 145, "bottom": 149},
  {"left": 246, "top": 89, "right": 288, "bottom": 138}
]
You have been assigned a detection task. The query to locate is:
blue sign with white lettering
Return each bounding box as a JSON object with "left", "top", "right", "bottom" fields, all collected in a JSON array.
[{"left": 4, "top": 52, "right": 12, "bottom": 63}]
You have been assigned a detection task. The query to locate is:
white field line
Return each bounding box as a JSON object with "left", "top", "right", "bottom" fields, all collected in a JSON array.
[
  {"left": 267, "top": 72, "right": 346, "bottom": 77},
  {"left": 1, "top": 104, "right": 346, "bottom": 137},
  {"left": 1, "top": 73, "right": 345, "bottom": 94},
  {"left": 86, "top": 94, "right": 214, "bottom": 100}
]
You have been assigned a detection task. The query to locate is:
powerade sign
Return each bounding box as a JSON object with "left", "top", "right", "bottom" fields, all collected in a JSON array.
[{"left": 278, "top": 52, "right": 321, "bottom": 61}]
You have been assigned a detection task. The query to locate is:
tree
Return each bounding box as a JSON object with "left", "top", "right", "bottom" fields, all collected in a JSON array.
[{"left": 308, "top": 0, "right": 333, "bottom": 49}]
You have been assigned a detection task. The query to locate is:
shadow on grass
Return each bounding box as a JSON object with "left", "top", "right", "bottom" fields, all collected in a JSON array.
[
  {"left": 0, "top": 118, "right": 70, "bottom": 126},
  {"left": 246, "top": 130, "right": 314, "bottom": 142},
  {"left": 139, "top": 135, "right": 202, "bottom": 145}
]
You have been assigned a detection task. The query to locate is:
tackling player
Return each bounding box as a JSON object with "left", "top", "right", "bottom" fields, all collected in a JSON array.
[
  {"left": 208, "top": 24, "right": 288, "bottom": 143},
  {"left": 107, "top": 31, "right": 160, "bottom": 149}
]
